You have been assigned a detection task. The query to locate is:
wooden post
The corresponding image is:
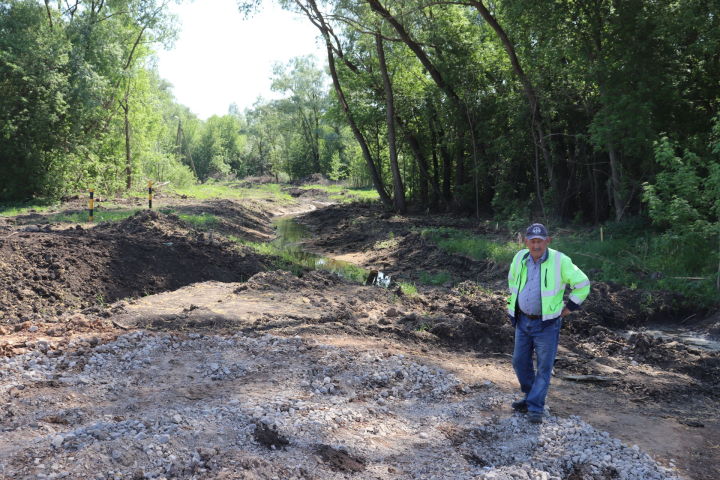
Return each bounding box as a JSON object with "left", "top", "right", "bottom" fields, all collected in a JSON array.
[
  {"left": 148, "top": 181, "right": 153, "bottom": 210},
  {"left": 600, "top": 226, "right": 604, "bottom": 242}
]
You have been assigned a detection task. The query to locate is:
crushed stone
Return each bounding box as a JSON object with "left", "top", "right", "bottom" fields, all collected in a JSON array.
[{"left": 0, "top": 331, "right": 682, "bottom": 479}]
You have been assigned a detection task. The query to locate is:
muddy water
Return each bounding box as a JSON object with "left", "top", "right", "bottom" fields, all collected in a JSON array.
[
  {"left": 638, "top": 326, "right": 720, "bottom": 352},
  {"left": 271, "top": 216, "right": 369, "bottom": 283}
]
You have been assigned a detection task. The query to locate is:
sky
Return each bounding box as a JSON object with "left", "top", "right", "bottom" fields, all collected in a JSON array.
[{"left": 156, "top": 0, "right": 326, "bottom": 120}]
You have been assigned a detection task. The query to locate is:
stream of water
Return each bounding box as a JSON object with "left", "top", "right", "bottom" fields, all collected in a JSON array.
[
  {"left": 633, "top": 326, "right": 720, "bottom": 352},
  {"left": 270, "top": 216, "right": 370, "bottom": 283}
]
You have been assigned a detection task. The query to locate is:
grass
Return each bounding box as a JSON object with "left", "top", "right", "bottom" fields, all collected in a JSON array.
[
  {"left": 398, "top": 281, "right": 418, "bottom": 297},
  {"left": 420, "top": 223, "right": 718, "bottom": 306},
  {"left": 300, "top": 184, "right": 379, "bottom": 203},
  {"left": 45, "top": 209, "right": 140, "bottom": 224},
  {"left": 0, "top": 200, "right": 58, "bottom": 217},
  {"left": 374, "top": 232, "right": 400, "bottom": 250},
  {"left": 419, "top": 227, "right": 517, "bottom": 264},
  {"left": 166, "top": 181, "right": 294, "bottom": 203},
  {"left": 232, "top": 236, "right": 370, "bottom": 284},
  {"left": 156, "top": 208, "right": 220, "bottom": 230},
  {"left": 553, "top": 229, "right": 718, "bottom": 306}
]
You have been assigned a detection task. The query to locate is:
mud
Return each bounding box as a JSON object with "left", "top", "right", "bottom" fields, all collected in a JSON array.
[{"left": 0, "top": 193, "right": 718, "bottom": 479}]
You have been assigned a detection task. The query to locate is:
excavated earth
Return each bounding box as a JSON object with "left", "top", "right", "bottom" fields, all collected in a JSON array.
[{"left": 0, "top": 193, "right": 718, "bottom": 480}]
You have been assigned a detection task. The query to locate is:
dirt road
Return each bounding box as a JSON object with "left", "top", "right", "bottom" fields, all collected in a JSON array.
[{"left": 0, "top": 192, "right": 718, "bottom": 479}]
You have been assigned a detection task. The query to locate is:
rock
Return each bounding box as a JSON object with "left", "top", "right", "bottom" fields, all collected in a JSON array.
[{"left": 385, "top": 307, "right": 400, "bottom": 317}]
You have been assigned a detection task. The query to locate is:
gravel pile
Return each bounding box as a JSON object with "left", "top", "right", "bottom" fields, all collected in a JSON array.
[{"left": 0, "top": 331, "right": 682, "bottom": 479}]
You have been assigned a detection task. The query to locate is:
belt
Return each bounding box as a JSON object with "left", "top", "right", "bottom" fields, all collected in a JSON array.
[{"left": 520, "top": 310, "right": 542, "bottom": 320}]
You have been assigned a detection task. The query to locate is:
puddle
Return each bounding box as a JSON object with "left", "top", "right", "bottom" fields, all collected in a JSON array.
[
  {"left": 629, "top": 326, "right": 720, "bottom": 352},
  {"left": 271, "top": 216, "right": 381, "bottom": 285}
]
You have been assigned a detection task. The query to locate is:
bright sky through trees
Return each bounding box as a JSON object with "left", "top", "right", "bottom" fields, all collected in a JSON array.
[{"left": 156, "top": 0, "right": 324, "bottom": 120}]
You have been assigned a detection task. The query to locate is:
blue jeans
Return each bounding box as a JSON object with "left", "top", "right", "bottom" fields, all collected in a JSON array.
[{"left": 512, "top": 313, "right": 562, "bottom": 414}]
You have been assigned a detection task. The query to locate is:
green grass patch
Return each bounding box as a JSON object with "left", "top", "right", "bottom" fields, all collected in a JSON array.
[
  {"left": 0, "top": 200, "right": 58, "bottom": 217},
  {"left": 176, "top": 213, "right": 219, "bottom": 230},
  {"left": 420, "top": 227, "right": 517, "bottom": 264},
  {"left": 420, "top": 223, "right": 717, "bottom": 306},
  {"left": 301, "top": 184, "right": 379, "bottom": 203},
  {"left": 374, "top": 232, "right": 399, "bottom": 250},
  {"left": 231, "top": 236, "right": 369, "bottom": 283},
  {"left": 166, "top": 181, "right": 293, "bottom": 203},
  {"left": 45, "top": 209, "right": 139, "bottom": 224},
  {"left": 398, "top": 281, "right": 418, "bottom": 297},
  {"left": 553, "top": 229, "right": 718, "bottom": 306}
]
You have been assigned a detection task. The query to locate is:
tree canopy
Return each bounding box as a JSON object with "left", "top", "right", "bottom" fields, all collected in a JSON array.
[{"left": 2, "top": 0, "right": 718, "bottom": 233}]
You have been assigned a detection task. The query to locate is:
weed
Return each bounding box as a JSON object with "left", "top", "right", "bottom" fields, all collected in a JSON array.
[
  {"left": 398, "top": 282, "right": 418, "bottom": 297},
  {"left": 374, "top": 232, "right": 400, "bottom": 250},
  {"left": 95, "top": 293, "right": 107, "bottom": 307}
]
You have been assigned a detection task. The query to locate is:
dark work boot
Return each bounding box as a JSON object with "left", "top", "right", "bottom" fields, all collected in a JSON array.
[
  {"left": 528, "top": 412, "right": 543, "bottom": 424},
  {"left": 511, "top": 399, "right": 528, "bottom": 413}
]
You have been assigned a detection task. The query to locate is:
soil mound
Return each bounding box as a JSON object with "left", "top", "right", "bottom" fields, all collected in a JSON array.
[
  {"left": 295, "top": 173, "right": 331, "bottom": 185},
  {"left": 0, "top": 211, "right": 267, "bottom": 324},
  {"left": 175, "top": 199, "right": 274, "bottom": 241},
  {"left": 388, "top": 231, "right": 503, "bottom": 283},
  {"left": 95, "top": 209, "right": 191, "bottom": 237},
  {"left": 284, "top": 187, "right": 329, "bottom": 199},
  {"left": 236, "top": 270, "right": 346, "bottom": 293}
]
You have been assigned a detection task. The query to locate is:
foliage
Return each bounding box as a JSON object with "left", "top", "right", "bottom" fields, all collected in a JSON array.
[{"left": 643, "top": 128, "right": 720, "bottom": 237}]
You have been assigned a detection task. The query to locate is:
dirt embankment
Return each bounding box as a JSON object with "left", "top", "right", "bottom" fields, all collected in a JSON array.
[{"left": 0, "top": 208, "right": 270, "bottom": 324}]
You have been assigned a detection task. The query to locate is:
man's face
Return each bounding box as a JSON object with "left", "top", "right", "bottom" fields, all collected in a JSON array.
[{"left": 525, "top": 237, "right": 551, "bottom": 260}]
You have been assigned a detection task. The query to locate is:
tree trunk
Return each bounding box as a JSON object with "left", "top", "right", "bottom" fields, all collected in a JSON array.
[
  {"left": 297, "top": 0, "right": 392, "bottom": 207},
  {"left": 122, "top": 90, "right": 132, "bottom": 190},
  {"left": 606, "top": 141, "right": 625, "bottom": 221},
  {"left": 400, "top": 123, "right": 439, "bottom": 208},
  {"left": 325, "top": 44, "right": 391, "bottom": 206},
  {"left": 375, "top": 34, "right": 406, "bottom": 213},
  {"left": 440, "top": 140, "right": 453, "bottom": 205}
]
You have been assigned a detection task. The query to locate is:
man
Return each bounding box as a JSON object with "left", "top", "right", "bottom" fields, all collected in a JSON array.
[{"left": 507, "top": 223, "right": 590, "bottom": 424}]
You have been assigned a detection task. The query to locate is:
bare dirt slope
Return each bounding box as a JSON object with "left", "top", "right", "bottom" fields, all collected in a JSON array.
[{"left": 0, "top": 194, "right": 718, "bottom": 480}]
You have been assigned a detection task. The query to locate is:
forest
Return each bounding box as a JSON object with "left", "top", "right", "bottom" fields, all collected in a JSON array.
[{"left": 2, "top": 0, "right": 719, "bottom": 229}]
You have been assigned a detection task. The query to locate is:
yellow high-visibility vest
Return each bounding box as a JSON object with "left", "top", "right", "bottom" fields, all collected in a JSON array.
[{"left": 508, "top": 248, "right": 590, "bottom": 321}]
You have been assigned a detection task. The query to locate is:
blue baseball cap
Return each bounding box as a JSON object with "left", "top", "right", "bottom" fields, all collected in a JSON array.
[{"left": 526, "top": 223, "right": 548, "bottom": 240}]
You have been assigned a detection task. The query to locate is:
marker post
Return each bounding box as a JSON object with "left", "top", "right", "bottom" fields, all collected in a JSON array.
[
  {"left": 148, "top": 181, "right": 153, "bottom": 210},
  {"left": 88, "top": 189, "right": 94, "bottom": 223}
]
